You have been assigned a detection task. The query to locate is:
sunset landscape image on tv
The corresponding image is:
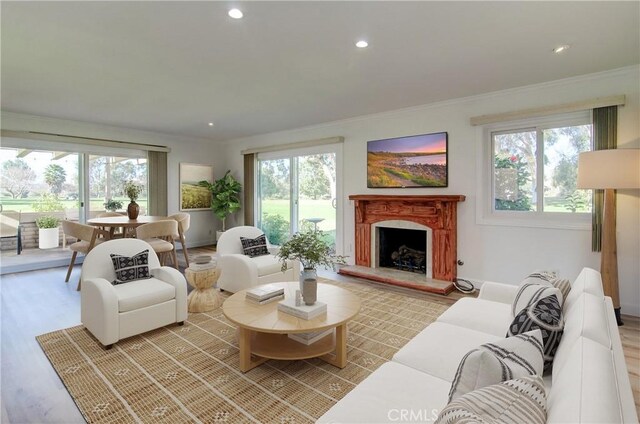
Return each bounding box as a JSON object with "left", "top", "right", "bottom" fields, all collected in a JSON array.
[{"left": 367, "top": 132, "right": 448, "bottom": 188}]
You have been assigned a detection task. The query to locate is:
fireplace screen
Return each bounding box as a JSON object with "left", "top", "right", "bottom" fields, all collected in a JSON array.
[{"left": 378, "top": 227, "right": 427, "bottom": 274}]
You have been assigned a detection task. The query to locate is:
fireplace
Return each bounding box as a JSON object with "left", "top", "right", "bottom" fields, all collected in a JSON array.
[
  {"left": 375, "top": 224, "right": 431, "bottom": 277},
  {"left": 340, "top": 195, "right": 465, "bottom": 294}
]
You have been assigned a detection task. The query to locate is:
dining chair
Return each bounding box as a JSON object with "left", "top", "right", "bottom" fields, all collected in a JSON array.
[
  {"left": 168, "top": 213, "right": 191, "bottom": 268},
  {"left": 97, "top": 211, "right": 125, "bottom": 239},
  {"left": 136, "top": 220, "right": 179, "bottom": 268},
  {"left": 62, "top": 220, "right": 107, "bottom": 290}
]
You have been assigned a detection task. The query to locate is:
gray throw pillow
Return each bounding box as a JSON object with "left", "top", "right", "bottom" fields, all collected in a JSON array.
[
  {"left": 436, "top": 375, "right": 547, "bottom": 424},
  {"left": 448, "top": 329, "right": 544, "bottom": 402}
]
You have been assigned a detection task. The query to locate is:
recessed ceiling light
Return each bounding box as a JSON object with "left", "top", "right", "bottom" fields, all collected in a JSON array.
[
  {"left": 355, "top": 40, "right": 369, "bottom": 48},
  {"left": 228, "top": 8, "right": 243, "bottom": 19},
  {"left": 208, "top": 122, "right": 214, "bottom": 127},
  {"left": 553, "top": 45, "right": 570, "bottom": 54}
]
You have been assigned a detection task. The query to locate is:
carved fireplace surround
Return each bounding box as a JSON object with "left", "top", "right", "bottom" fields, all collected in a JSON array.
[{"left": 342, "top": 194, "right": 465, "bottom": 292}]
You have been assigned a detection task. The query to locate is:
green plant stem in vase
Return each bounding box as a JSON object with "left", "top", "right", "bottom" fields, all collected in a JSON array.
[
  {"left": 277, "top": 229, "right": 348, "bottom": 298},
  {"left": 123, "top": 180, "right": 143, "bottom": 219}
]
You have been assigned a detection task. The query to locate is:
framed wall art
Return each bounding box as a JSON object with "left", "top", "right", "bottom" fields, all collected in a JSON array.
[
  {"left": 367, "top": 131, "right": 448, "bottom": 188},
  {"left": 180, "top": 163, "right": 213, "bottom": 211}
]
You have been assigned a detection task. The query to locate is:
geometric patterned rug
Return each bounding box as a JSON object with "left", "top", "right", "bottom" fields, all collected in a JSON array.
[{"left": 36, "top": 278, "right": 450, "bottom": 423}]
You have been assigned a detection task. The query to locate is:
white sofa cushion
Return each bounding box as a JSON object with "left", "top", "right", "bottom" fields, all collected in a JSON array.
[
  {"left": 252, "top": 254, "right": 285, "bottom": 276},
  {"left": 436, "top": 375, "right": 547, "bottom": 424},
  {"left": 552, "top": 292, "right": 612, "bottom": 381},
  {"left": 547, "top": 337, "right": 623, "bottom": 424},
  {"left": 393, "top": 322, "right": 501, "bottom": 382},
  {"left": 448, "top": 330, "right": 544, "bottom": 402},
  {"left": 317, "top": 362, "right": 450, "bottom": 423},
  {"left": 436, "top": 297, "right": 512, "bottom": 336},
  {"left": 564, "top": 267, "right": 604, "bottom": 313},
  {"left": 114, "top": 277, "right": 176, "bottom": 313}
]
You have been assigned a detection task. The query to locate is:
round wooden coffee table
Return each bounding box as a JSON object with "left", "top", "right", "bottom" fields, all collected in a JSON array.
[{"left": 223, "top": 281, "right": 361, "bottom": 372}]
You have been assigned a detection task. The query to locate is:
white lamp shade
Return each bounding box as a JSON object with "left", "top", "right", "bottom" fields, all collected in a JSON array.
[{"left": 577, "top": 149, "right": 640, "bottom": 189}]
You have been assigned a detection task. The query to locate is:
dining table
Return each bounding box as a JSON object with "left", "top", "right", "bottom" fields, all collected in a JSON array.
[{"left": 86, "top": 215, "right": 171, "bottom": 239}]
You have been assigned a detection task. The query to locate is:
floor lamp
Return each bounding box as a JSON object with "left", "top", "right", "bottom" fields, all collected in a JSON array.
[{"left": 577, "top": 149, "right": 640, "bottom": 326}]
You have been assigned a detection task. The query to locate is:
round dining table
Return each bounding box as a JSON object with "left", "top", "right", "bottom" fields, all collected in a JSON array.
[{"left": 86, "top": 215, "right": 171, "bottom": 239}]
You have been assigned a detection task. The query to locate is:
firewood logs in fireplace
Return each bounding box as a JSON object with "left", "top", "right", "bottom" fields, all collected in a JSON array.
[{"left": 391, "top": 245, "right": 426, "bottom": 273}]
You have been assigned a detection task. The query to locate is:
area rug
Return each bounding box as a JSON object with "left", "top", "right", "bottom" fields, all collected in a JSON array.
[{"left": 37, "top": 278, "right": 450, "bottom": 423}]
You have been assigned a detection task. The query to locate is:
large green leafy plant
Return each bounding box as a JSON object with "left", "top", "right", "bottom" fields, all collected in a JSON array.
[
  {"left": 199, "top": 170, "right": 242, "bottom": 231},
  {"left": 277, "top": 229, "right": 347, "bottom": 272}
]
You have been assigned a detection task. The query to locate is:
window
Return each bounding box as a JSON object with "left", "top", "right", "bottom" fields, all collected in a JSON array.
[{"left": 480, "top": 112, "right": 593, "bottom": 228}]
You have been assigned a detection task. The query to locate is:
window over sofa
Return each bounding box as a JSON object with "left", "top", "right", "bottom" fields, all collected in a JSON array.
[{"left": 478, "top": 111, "right": 593, "bottom": 229}]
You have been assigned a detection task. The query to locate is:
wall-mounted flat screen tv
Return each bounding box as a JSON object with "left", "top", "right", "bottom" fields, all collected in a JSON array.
[{"left": 367, "top": 131, "right": 448, "bottom": 188}]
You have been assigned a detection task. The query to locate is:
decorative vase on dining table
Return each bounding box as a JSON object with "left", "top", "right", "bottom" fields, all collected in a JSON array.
[{"left": 127, "top": 201, "right": 139, "bottom": 220}]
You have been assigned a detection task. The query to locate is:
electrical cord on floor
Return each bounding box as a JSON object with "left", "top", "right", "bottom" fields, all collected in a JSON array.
[{"left": 454, "top": 278, "right": 476, "bottom": 293}]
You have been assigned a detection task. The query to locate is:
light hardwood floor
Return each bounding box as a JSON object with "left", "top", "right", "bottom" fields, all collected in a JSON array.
[{"left": 1, "top": 259, "right": 639, "bottom": 423}]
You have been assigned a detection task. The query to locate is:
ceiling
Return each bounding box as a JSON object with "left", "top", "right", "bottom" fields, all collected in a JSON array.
[{"left": 2, "top": 1, "right": 638, "bottom": 142}]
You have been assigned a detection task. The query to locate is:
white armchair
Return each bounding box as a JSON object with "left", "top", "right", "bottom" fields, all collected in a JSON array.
[
  {"left": 216, "top": 226, "right": 300, "bottom": 293},
  {"left": 80, "top": 238, "right": 188, "bottom": 348}
]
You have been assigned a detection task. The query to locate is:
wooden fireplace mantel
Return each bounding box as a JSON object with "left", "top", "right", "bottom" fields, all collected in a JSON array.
[{"left": 348, "top": 194, "right": 466, "bottom": 282}]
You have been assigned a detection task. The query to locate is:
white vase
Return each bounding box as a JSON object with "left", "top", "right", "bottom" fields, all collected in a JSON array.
[
  {"left": 216, "top": 230, "right": 224, "bottom": 243},
  {"left": 300, "top": 268, "right": 317, "bottom": 291},
  {"left": 39, "top": 227, "right": 59, "bottom": 249}
]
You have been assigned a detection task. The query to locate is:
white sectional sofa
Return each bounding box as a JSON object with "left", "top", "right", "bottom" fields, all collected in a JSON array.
[{"left": 318, "top": 267, "right": 638, "bottom": 423}]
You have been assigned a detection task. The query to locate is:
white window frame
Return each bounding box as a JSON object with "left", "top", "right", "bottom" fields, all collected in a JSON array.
[{"left": 476, "top": 110, "right": 592, "bottom": 230}]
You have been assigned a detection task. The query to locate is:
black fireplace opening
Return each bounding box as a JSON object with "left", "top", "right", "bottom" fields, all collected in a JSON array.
[{"left": 378, "top": 227, "right": 427, "bottom": 274}]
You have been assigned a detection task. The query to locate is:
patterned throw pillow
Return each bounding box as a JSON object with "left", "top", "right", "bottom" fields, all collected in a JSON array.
[
  {"left": 240, "top": 234, "right": 270, "bottom": 258},
  {"left": 525, "top": 272, "right": 572, "bottom": 301},
  {"left": 512, "top": 278, "right": 563, "bottom": 317},
  {"left": 448, "top": 330, "right": 544, "bottom": 402},
  {"left": 110, "top": 249, "right": 151, "bottom": 285},
  {"left": 436, "top": 375, "right": 547, "bottom": 424},
  {"left": 508, "top": 294, "right": 564, "bottom": 369}
]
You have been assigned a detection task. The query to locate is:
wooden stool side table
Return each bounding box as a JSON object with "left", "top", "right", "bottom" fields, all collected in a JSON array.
[{"left": 185, "top": 267, "right": 222, "bottom": 313}]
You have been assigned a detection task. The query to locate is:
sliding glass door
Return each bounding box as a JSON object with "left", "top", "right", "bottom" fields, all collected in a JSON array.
[
  {"left": 87, "top": 155, "right": 148, "bottom": 218},
  {"left": 257, "top": 146, "right": 340, "bottom": 252}
]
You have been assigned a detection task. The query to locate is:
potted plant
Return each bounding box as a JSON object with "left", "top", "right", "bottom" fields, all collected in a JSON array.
[
  {"left": 33, "top": 193, "right": 63, "bottom": 249},
  {"left": 123, "top": 180, "right": 143, "bottom": 219},
  {"left": 36, "top": 215, "right": 60, "bottom": 249},
  {"left": 199, "top": 170, "right": 242, "bottom": 241},
  {"left": 276, "top": 229, "right": 347, "bottom": 304},
  {"left": 103, "top": 199, "right": 123, "bottom": 212}
]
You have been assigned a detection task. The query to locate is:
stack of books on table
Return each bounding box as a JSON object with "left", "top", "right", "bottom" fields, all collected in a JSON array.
[
  {"left": 245, "top": 284, "right": 285, "bottom": 305},
  {"left": 288, "top": 328, "right": 334, "bottom": 345},
  {"left": 277, "top": 299, "right": 327, "bottom": 320}
]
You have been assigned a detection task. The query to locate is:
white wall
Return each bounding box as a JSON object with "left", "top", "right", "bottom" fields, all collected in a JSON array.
[
  {"left": 221, "top": 66, "right": 640, "bottom": 316},
  {"left": 1, "top": 112, "right": 225, "bottom": 247}
]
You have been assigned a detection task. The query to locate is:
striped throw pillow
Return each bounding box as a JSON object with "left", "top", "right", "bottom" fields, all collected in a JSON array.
[
  {"left": 448, "top": 330, "right": 544, "bottom": 402},
  {"left": 110, "top": 249, "right": 150, "bottom": 285},
  {"left": 436, "top": 375, "right": 547, "bottom": 424},
  {"left": 524, "top": 271, "right": 572, "bottom": 302},
  {"left": 512, "top": 278, "right": 563, "bottom": 316}
]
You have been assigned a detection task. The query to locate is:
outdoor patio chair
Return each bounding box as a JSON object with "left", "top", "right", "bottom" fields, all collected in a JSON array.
[{"left": 0, "top": 210, "right": 22, "bottom": 255}]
